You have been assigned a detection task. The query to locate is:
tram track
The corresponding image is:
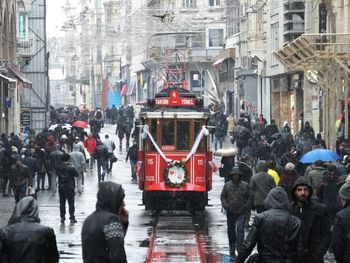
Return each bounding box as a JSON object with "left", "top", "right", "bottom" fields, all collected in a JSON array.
[{"left": 145, "top": 211, "right": 207, "bottom": 263}]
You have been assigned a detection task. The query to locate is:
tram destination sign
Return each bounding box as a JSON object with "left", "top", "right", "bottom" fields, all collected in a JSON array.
[{"left": 155, "top": 90, "right": 195, "bottom": 107}]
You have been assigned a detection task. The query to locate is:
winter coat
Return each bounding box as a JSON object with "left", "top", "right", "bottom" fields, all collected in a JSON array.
[
  {"left": 93, "top": 143, "right": 109, "bottom": 162},
  {"left": 84, "top": 137, "right": 97, "bottom": 155},
  {"left": 237, "top": 187, "right": 301, "bottom": 263},
  {"left": 22, "top": 156, "right": 39, "bottom": 178},
  {"left": 126, "top": 145, "right": 138, "bottom": 162},
  {"left": 0, "top": 196, "right": 59, "bottom": 263},
  {"left": 55, "top": 161, "right": 79, "bottom": 190},
  {"left": 307, "top": 166, "right": 326, "bottom": 199},
  {"left": 250, "top": 161, "right": 276, "bottom": 209},
  {"left": 49, "top": 149, "right": 64, "bottom": 172},
  {"left": 69, "top": 151, "right": 86, "bottom": 175},
  {"left": 81, "top": 181, "right": 128, "bottom": 263},
  {"left": 9, "top": 163, "right": 32, "bottom": 187},
  {"left": 331, "top": 204, "right": 350, "bottom": 263},
  {"left": 221, "top": 179, "right": 250, "bottom": 215},
  {"left": 290, "top": 177, "right": 332, "bottom": 263},
  {"left": 316, "top": 173, "right": 344, "bottom": 217}
]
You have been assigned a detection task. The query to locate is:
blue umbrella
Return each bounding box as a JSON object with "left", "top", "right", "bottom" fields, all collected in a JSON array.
[{"left": 299, "top": 149, "right": 341, "bottom": 164}]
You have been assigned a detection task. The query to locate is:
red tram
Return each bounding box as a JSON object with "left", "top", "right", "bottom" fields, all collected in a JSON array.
[{"left": 136, "top": 86, "right": 215, "bottom": 211}]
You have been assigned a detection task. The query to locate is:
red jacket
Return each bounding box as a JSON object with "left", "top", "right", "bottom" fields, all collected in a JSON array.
[{"left": 84, "top": 137, "right": 96, "bottom": 155}]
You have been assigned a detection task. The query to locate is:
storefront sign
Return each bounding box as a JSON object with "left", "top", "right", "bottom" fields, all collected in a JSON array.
[{"left": 20, "top": 108, "right": 31, "bottom": 127}]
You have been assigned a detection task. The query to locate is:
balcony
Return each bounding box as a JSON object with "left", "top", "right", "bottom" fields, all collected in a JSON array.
[{"left": 16, "top": 32, "right": 36, "bottom": 57}]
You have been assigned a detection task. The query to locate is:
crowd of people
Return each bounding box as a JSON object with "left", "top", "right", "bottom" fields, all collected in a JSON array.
[
  {"left": 0, "top": 105, "right": 138, "bottom": 262},
  {"left": 217, "top": 112, "right": 350, "bottom": 263}
]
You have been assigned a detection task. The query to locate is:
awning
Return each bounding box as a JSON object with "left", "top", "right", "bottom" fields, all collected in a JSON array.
[
  {"left": 212, "top": 57, "right": 226, "bottom": 66},
  {"left": 6, "top": 63, "right": 32, "bottom": 89},
  {"left": 0, "top": 74, "right": 17, "bottom": 83}
]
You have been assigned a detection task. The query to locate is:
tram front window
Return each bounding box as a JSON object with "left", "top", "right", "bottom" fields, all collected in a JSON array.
[
  {"left": 161, "top": 120, "right": 175, "bottom": 147},
  {"left": 177, "top": 121, "right": 190, "bottom": 150}
]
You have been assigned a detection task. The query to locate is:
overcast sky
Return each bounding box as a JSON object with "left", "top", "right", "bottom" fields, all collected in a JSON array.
[{"left": 46, "top": 0, "right": 65, "bottom": 37}]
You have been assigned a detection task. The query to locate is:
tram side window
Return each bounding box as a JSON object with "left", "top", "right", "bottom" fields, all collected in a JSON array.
[
  {"left": 161, "top": 120, "right": 175, "bottom": 146},
  {"left": 147, "top": 119, "right": 157, "bottom": 151},
  {"left": 194, "top": 120, "right": 205, "bottom": 151},
  {"left": 177, "top": 121, "right": 190, "bottom": 150}
]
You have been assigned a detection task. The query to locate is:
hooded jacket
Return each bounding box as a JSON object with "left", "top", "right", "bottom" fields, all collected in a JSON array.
[
  {"left": 0, "top": 196, "right": 59, "bottom": 263},
  {"left": 221, "top": 176, "right": 250, "bottom": 214},
  {"left": 81, "top": 181, "right": 128, "bottom": 263},
  {"left": 249, "top": 161, "right": 276, "bottom": 208},
  {"left": 237, "top": 187, "right": 301, "bottom": 263},
  {"left": 331, "top": 203, "right": 350, "bottom": 263},
  {"left": 290, "top": 177, "right": 332, "bottom": 263}
]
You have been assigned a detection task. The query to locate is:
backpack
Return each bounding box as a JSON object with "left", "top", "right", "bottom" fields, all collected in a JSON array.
[{"left": 96, "top": 111, "right": 102, "bottom": 119}]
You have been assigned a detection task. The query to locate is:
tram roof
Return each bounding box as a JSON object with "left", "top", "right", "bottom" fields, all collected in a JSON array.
[{"left": 140, "top": 111, "right": 209, "bottom": 119}]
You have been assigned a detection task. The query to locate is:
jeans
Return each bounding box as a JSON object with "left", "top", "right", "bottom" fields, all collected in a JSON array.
[
  {"left": 226, "top": 212, "right": 245, "bottom": 255},
  {"left": 59, "top": 188, "right": 75, "bottom": 220},
  {"left": 76, "top": 171, "right": 83, "bottom": 193},
  {"left": 50, "top": 170, "right": 57, "bottom": 194},
  {"left": 214, "top": 135, "right": 223, "bottom": 151},
  {"left": 107, "top": 152, "right": 114, "bottom": 172},
  {"left": 97, "top": 160, "right": 108, "bottom": 182},
  {"left": 130, "top": 159, "right": 137, "bottom": 178},
  {"left": 13, "top": 183, "right": 27, "bottom": 203}
]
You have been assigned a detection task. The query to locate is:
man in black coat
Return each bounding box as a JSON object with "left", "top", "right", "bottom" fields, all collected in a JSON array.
[
  {"left": 93, "top": 139, "right": 109, "bottom": 182},
  {"left": 291, "top": 177, "right": 332, "bottom": 263},
  {"left": 220, "top": 167, "right": 250, "bottom": 258},
  {"left": 0, "top": 196, "right": 59, "bottom": 262},
  {"left": 237, "top": 187, "right": 301, "bottom": 263},
  {"left": 331, "top": 182, "right": 350, "bottom": 263},
  {"left": 56, "top": 153, "right": 79, "bottom": 224},
  {"left": 81, "top": 181, "right": 128, "bottom": 263}
]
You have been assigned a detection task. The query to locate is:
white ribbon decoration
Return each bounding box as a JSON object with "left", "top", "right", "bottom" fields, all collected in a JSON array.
[
  {"left": 184, "top": 125, "right": 209, "bottom": 162},
  {"left": 141, "top": 124, "right": 209, "bottom": 164}
]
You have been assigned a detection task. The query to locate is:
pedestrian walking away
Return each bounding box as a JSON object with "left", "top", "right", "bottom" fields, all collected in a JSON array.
[
  {"left": 126, "top": 140, "right": 138, "bottom": 180},
  {"left": 220, "top": 167, "right": 250, "bottom": 259},
  {"left": 249, "top": 160, "right": 276, "bottom": 213},
  {"left": 93, "top": 139, "right": 109, "bottom": 182},
  {"left": 70, "top": 148, "right": 86, "bottom": 194},
  {"left": 103, "top": 134, "right": 116, "bottom": 173},
  {"left": 291, "top": 177, "right": 332, "bottom": 263},
  {"left": 236, "top": 187, "right": 301, "bottom": 263},
  {"left": 56, "top": 153, "right": 79, "bottom": 224},
  {"left": 81, "top": 181, "right": 128, "bottom": 263},
  {"left": 0, "top": 196, "right": 59, "bottom": 263}
]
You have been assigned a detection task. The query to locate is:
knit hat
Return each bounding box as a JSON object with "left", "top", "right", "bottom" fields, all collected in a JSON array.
[
  {"left": 285, "top": 162, "right": 295, "bottom": 171},
  {"left": 339, "top": 183, "right": 350, "bottom": 201}
]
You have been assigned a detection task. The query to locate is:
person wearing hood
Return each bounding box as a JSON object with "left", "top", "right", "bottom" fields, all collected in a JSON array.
[
  {"left": 81, "top": 181, "right": 128, "bottom": 263},
  {"left": 220, "top": 167, "right": 250, "bottom": 259},
  {"left": 316, "top": 165, "right": 344, "bottom": 221},
  {"left": 331, "top": 182, "right": 350, "bottom": 262},
  {"left": 236, "top": 187, "right": 301, "bottom": 263},
  {"left": 290, "top": 177, "right": 332, "bottom": 263},
  {"left": 56, "top": 153, "right": 79, "bottom": 224},
  {"left": 249, "top": 160, "right": 276, "bottom": 213},
  {"left": 0, "top": 196, "right": 59, "bottom": 262}
]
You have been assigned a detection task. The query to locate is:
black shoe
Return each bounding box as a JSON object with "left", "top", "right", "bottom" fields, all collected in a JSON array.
[
  {"left": 60, "top": 219, "right": 65, "bottom": 224},
  {"left": 70, "top": 218, "right": 77, "bottom": 224}
]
